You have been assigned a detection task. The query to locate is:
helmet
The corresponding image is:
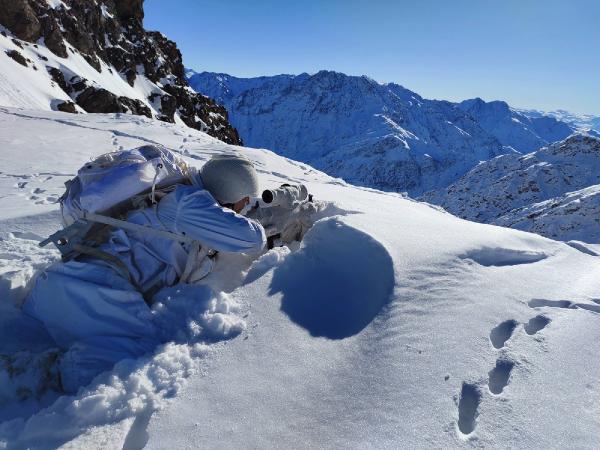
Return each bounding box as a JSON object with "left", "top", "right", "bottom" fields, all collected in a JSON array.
[{"left": 199, "top": 154, "right": 259, "bottom": 204}]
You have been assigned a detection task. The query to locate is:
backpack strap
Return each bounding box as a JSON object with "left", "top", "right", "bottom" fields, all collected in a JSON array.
[
  {"left": 82, "top": 212, "right": 197, "bottom": 245},
  {"left": 40, "top": 211, "right": 210, "bottom": 301}
]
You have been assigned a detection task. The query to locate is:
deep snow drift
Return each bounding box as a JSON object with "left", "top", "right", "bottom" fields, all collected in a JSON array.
[{"left": 0, "top": 108, "right": 599, "bottom": 449}]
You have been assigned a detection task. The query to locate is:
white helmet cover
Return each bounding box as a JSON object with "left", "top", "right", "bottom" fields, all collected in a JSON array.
[{"left": 199, "top": 154, "right": 259, "bottom": 204}]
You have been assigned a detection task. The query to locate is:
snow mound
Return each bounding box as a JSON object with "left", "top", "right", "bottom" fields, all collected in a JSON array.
[{"left": 270, "top": 218, "right": 394, "bottom": 339}]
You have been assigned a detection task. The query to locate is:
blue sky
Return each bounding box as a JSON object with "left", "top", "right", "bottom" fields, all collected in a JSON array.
[{"left": 145, "top": 0, "right": 599, "bottom": 115}]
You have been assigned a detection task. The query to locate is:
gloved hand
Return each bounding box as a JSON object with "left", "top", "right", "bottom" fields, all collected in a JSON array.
[{"left": 279, "top": 201, "right": 321, "bottom": 244}]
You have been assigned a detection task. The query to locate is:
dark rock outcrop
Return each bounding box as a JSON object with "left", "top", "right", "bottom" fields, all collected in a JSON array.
[
  {"left": 0, "top": 0, "right": 41, "bottom": 42},
  {"left": 47, "top": 67, "right": 71, "bottom": 93},
  {"left": 0, "top": 0, "right": 241, "bottom": 144},
  {"left": 76, "top": 87, "right": 152, "bottom": 118},
  {"left": 56, "top": 101, "right": 77, "bottom": 113},
  {"left": 5, "top": 49, "right": 28, "bottom": 66},
  {"left": 114, "top": 0, "right": 144, "bottom": 21}
]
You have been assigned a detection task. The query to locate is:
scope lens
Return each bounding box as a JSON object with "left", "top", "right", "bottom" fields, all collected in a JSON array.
[{"left": 262, "top": 189, "right": 274, "bottom": 203}]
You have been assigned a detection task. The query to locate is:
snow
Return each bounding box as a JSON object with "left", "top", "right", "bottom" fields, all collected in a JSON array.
[
  {"left": 458, "top": 98, "right": 574, "bottom": 153},
  {"left": 0, "top": 108, "right": 599, "bottom": 448},
  {"left": 187, "top": 70, "right": 509, "bottom": 195},
  {"left": 100, "top": 4, "right": 114, "bottom": 19},
  {"left": 45, "top": 0, "right": 68, "bottom": 10}
]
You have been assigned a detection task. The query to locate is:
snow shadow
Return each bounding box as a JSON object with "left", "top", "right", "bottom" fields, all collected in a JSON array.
[{"left": 269, "top": 218, "right": 395, "bottom": 339}]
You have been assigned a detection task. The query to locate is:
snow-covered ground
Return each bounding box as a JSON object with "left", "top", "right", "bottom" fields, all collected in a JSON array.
[{"left": 1, "top": 107, "right": 599, "bottom": 449}]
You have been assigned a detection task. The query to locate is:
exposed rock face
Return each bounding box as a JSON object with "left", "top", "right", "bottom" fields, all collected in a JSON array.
[
  {"left": 114, "top": 0, "right": 144, "bottom": 21},
  {"left": 0, "top": 0, "right": 41, "bottom": 42},
  {"left": 5, "top": 49, "right": 28, "bottom": 67},
  {"left": 76, "top": 87, "right": 151, "bottom": 117},
  {"left": 56, "top": 100, "right": 77, "bottom": 113},
  {"left": 0, "top": 0, "right": 241, "bottom": 145}
]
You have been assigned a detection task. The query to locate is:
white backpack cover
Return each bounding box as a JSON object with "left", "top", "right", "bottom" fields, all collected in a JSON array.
[{"left": 61, "top": 145, "right": 193, "bottom": 226}]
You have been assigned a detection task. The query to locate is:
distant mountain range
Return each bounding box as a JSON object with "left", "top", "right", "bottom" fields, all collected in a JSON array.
[
  {"left": 187, "top": 70, "right": 575, "bottom": 195},
  {"left": 518, "top": 109, "right": 600, "bottom": 133},
  {"left": 188, "top": 70, "right": 600, "bottom": 243},
  {"left": 422, "top": 134, "right": 600, "bottom": 243}
]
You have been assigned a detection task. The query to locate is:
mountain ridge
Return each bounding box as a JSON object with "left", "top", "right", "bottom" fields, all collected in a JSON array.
[
  {"left": 422, "top": 133, "right": 600, "bottom": 243},
  {"left": 187, "top": 69, "right": 575, "bottom": 194}
]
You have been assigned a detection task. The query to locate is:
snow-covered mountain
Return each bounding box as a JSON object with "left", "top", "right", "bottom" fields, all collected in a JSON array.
[
  {"left": 422, "top": 134, "right": 600, "bottom": 243},
  {"left": 519, "top": 108, "right": 600, "bottom": 133},
  {"left": 0, "top": 0, "right": 240, "bottom": 144},
  {"left": 1, "top": 107, "right": 600, "bottom": 449},
  {"left": 457, "top": 98, "right": 574, "bottom": 152},
  {"left": 187, "top": 70, "right": 575, "bottom": 194}
]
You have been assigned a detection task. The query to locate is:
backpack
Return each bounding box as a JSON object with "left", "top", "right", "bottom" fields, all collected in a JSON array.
[
  {"left": 61, "top": 145, "right": 194, "bottom": 226},
  {"left": 41, "top": 145, "right": 207, "bottom": 294}
]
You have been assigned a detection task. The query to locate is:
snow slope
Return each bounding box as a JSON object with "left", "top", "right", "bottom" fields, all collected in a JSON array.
[
  {"left": 187, "top": 70, "right": 575, "bottom": 195},
  {"left": 1, "top": 108, "right": 600, "bottom": 449},
  {"left": 422, "top": 134, "right": 600, "bottom": 243}
]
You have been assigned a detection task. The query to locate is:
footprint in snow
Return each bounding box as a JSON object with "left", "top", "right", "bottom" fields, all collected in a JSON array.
[
  {"left": 489, "top": 319, "right": 518, "bottom": 349},
  {"left": 488, "top": 359, "right": 514, "bottom": 395},
  {"left": 524, "top": 315, "right": 551, "bottom": 335},
  {"left": 529, "top": 298, "right": 600, "bottom": 315},
  {"left": 457, "top": 383, "right": 481, "bottom": 436},
  {"left": 528, "top": 298, "right": 573, "bottom": 309},
  {"left": 455, "top": 313, "right": 551, "bottom": 436}
]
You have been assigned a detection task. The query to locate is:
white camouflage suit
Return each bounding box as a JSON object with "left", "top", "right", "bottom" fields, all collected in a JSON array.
[{"left": 23, "top": 184, "right": 266, "bottom": 392}]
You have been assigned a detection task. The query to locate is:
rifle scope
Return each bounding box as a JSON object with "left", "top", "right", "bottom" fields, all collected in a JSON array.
[{"left": 261, "top": 184, "right": 309, "bottom": 209}]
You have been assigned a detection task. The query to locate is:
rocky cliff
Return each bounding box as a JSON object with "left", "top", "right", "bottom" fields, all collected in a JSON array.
[{"left": 0, "top": 0, "right": 241, "bottom": 144}]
